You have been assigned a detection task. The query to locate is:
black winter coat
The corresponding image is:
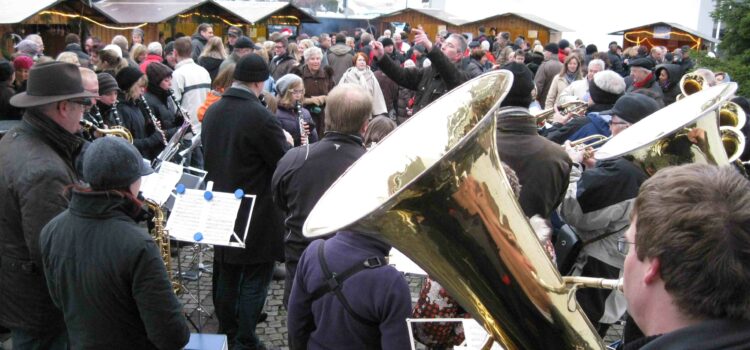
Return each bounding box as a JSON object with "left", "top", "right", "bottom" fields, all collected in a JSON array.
[
  {"left": 117, "top": 95, "right": 165, "bottom": 160},
  {"left": 40, "top": 191, "right": 190, "bottom": 349},
  {"left": 202, "top": 86, "right": 289, "bottom": 265},
  {"left": 271, "top": 132, "right": 366, "bottom": 264},
  {"left": 0, "top": 110, "right": 84, "bottom": 332},
  {"left": 144, "top": 90, "right": 184, "bottom": 140},
  {"left": 376, "top": 45, "right": 472, "bottom": 113},
  {"left": 496, "top": 107, "right": 572, "bottom": 218},
  {"left": 608, "top": 51, "right": 626, "bottom": 77},
  {"left": 198, "top": 56, "right": 224, "bottom": 82},
  {"left": 0, "top": 82, "right": 22, "bottom": 120}
]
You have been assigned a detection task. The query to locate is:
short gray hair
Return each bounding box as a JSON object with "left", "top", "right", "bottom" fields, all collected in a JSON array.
[
  {"left": 325, "top": 83, "right": 371, "bottom": 134},
  {"left": 147, "top": 42, "right": 163, "bottom": 55},
  {"left": 448, "top": 33, "right": 467, "bottom": 54},
  {"left": 303, "top": 46, "right": 322, "bottom": 61},
  {"left": 588, "top": 59, "right": 605, "bottom": 71}
]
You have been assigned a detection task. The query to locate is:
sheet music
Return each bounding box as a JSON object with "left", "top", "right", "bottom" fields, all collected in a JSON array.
[
  {"left": 140, "top": 161, "right": 183, "bottom": 204},
  {"left": 166, "top": 188, "right": 244, "bottom": 246}
]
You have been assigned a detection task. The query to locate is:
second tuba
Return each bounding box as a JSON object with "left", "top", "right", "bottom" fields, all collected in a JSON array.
[{"left": 304, "top": 71, "right": 609, "bottom": 349}]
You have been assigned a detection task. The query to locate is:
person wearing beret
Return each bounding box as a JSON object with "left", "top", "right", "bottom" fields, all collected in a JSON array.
[
  {"left": 559, "top": 93, "right": 661, "bottom": 337},
  {"left": 39, "top": 137, "right": 190, "bottom": 350},
  {"left": 626, "top": 57, "right": 664, "bottom": 105},
  {"left": 202, "top": 53, "right": 290, "bottom": 350},
  {"left": 0, "top": 61, "right": 97, "bottom": 349}
]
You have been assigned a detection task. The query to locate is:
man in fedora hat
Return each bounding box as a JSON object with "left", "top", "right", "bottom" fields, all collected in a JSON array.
[{"left": 0, "top": 61, "right": 96, "bottom": 348}]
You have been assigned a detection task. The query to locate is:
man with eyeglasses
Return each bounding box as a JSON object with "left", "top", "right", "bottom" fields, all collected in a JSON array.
[
  {"left": 371, "top": 28, "right": 480, "bottom": 114},
  {"left": 558, "top": 92, "right": 660, "bottom": 337},
  {"left": 620, "top": 163, "right": 750, "bottom": 349},
  {"left": 270, "top": 37, "right": 298, "bottom": 81},
  {"left": 0, "top": 61, "right": 96, "bottom": 349}
]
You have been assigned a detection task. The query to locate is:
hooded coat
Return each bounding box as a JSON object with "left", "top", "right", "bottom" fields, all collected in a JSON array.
[
  {"left": 327, "top": 44, "right": 354, "bottom": 84},
  {"left": 654, "top": 64, "right": 682, "bottom": 106}
]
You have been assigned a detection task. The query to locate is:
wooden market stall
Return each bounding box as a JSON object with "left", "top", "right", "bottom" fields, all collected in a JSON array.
[
  {"left": 374, "top": 8, "right": 470, "bottom": 41},
  {"left": 459, "top": 12, "right": 570, "bottom": 46},
  {"left": 212, "top": 1, "right": 318, "bottom": 42},
  {"left": 608, "top": 22, "right": 716, "bottom": 52}
]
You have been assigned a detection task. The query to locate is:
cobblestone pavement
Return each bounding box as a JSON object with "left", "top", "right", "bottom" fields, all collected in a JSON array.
[{"left": 174, "top": 245, "right": 623, "bottom": 350}]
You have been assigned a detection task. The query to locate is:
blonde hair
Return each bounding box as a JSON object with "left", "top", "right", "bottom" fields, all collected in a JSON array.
[
  {"left": 130, "top": 43, "right": 147, "bottom": 63},
  {"left": 56, "top": 52, "right": 80, "bottom": 66},
  {"left": 287, "top": 42, "right": 301, "bottom": 62},
  {"left": 200, "top": 37, "right": 227, "bottom": 60},
  {"left": 126, "top": 75, "right": 147, "bottom": 102},
  {"left": 278, "top": 79, "right": 304, "bottom": 108}
]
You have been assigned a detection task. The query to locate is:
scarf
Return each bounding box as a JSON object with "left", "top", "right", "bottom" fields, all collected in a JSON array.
[
  {"left": 633, "top": 72, "right": 654, "bottom": 89},
  {"left": 345, "top": 68, "right": 375, "bottom": 96},
  {"left": 23, "top": 107, "right": 84, "bottom": 165},
  {"left": 565, "top": 72, "right": 577, "bottom": 84}
]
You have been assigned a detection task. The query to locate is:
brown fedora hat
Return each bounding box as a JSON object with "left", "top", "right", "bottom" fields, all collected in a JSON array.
[{"left": 10, "top": 62, "right": 98, "bottom": 108}]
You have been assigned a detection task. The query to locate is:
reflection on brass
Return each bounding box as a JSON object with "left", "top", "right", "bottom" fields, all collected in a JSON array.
[{"left": 303, "top": 71, "right": 607, "bottom": 349}]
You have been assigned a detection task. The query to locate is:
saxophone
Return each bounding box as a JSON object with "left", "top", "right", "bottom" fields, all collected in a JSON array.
[
  {"left": 145, "top": 199, "right": 181, "bottom": 295},
  {"left": 79, "top": 118, "right": 134, "bottom": 143}
]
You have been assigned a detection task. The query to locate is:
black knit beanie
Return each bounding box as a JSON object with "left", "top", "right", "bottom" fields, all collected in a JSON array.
[
  {"left": 146, "top": 62, "right": 173, "bottom": 92},
  {"left": 234, "top": 54, "right": 269, "bottom": 83},
  {"left": 115, "top": 66, "right": 144, "bottom": 92},
  {"left": 97, "top": 72, "right": 120, "bottom": 95},
  {"left": 501, "top": 62, "right": 534, "bottom": 108}
]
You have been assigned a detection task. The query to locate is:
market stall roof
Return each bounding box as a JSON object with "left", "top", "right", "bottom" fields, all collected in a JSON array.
[
  {"left": 377, "top": 7, "right": 472, "bottom": 27},
  {"left": 486, "top": 12, "right": 573, "bottom": 33},
  {"left": 0, "top": 0, "right": 60, "bottom": 24},
  {"left": 609, "top": 21, "right": 717, "bottom": 43},
  {"left": 94, "top": 0, "right": 204, "bottom": 23},
  {"left": 212, "top": 1, "right": 318, "bottom": 25}
]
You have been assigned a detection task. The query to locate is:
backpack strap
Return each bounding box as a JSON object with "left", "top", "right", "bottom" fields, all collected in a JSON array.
[{"left": 310, "top": 241, "right": 385, "bottom": 327}]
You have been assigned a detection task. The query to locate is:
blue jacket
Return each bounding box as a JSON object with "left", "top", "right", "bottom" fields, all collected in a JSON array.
[
  {"left": 287, "top": 231, "right": 411, "bottom": 350},
  {"left": 567, "top": 112, "right": 611, "bottom": 143}
]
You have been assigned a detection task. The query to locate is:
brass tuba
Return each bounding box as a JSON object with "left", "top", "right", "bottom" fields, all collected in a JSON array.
[
  {"left": 719, "top": 101, "right": 746, "bottom": 130},
  {"left": 304, "top": 71, "right": 611, "bottom": 349},
  {"left": 145, "top": 199, "right": 181, "bottom": 294},
  {"left": 534, "top": 99, "right": 588, "bottom": 127},
  {"left": 679, "top": 72, "right": 708, "bottom": 97},
  {"left": 80, "top": 118, "right": 134, "bottom": 143},
  {"left": 596, "top": 83, "right": 741, "bottom": 174}
]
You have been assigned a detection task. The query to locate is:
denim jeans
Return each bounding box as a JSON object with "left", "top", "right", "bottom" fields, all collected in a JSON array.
[
  {"left": 10, "top": 328, "right": 67, "bottom": 350},
  {"left": 214, "top": 261, "right": 274, "bottom": 350}
]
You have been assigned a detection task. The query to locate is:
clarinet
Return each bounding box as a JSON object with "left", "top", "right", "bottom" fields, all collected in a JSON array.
[
  {"left": 139, "top": 95, "right": 167, "bottom": 145},
  {"left": 295, "top": 101, "right": 308, "bottom": 145},
  {"left": 111, "top": 100, "right": 123, "bottom": 126},
  {"left": 167, "top": 88, "right": 188, "bottom": 123},
  {"left": 90, "top": 104, "right": 105, "bottom": 128}
]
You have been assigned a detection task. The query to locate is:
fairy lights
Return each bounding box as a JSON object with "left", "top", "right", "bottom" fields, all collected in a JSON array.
[
  {"left": 177, "top": 12, "right": 243, "bottom": 27},
  {"left": 623, "top": 29, "right": 702, "bottom": 50},
  {"left": 38, "top": 10, "right": 147, "bottom": 30},
  {"left": 268, "top": 15, "right": 300, "bottom": 26}
]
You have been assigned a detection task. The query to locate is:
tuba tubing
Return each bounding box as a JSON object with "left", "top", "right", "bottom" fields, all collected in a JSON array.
[{"left": 304, "top": 71, "right": 607, "bottom": 349}]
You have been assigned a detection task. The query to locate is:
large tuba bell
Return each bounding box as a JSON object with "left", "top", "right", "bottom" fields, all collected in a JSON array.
[
  {"left": 679, "top": 72, "right": 708, "bottom": 97},
  {"left": 719, "top": 101, "right": 746, "bottom": 130},
  {"left": 596, "top": 82, "right": 740, "bottom": 174},
  {"left": 304, "top": 71, "right": 610, "bottom": 349}
]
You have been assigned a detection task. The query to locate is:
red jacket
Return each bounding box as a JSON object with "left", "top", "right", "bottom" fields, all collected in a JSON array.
[{"left": 139, "top": 54, "right": 163, "bottom": 73}]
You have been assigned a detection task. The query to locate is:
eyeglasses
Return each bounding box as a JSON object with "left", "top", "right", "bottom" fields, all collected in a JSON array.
[
  {"left": 68, "top": 99, "right": 93, "bottom": 106},
  {"left": 617, "top": 238, "right": 635, "bottom": 254}
]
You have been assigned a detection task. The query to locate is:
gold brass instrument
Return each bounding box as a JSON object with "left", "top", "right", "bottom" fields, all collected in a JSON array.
[
  {"left": 80, "top": 118, "right": 134, "bottom": 143},
  {"left": 304, "top": 71, "right": 614, "bottom": 349},
  {"left": 719, "top": 101, "right": 746, "bottom": 130},
  {"left": 720, "top": 126, "right": 746, "bottom": 162},
  {"left": 569, "top": 134, "right": 610, "bottom": 149},
  {"left": 145, "top": 199, "right": 181, "bottom": 295},
  {"left": 678, "top": 72, "right": 708, "bottom": 98},
  {"left": 596, "top": 83, "right": 741, "bottom": 175},
  {"left": 534, "top": 100, "right": 588, "bottom": 127}
]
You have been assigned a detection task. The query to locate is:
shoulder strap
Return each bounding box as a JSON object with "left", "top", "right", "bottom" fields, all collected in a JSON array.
[{"left": 311, "top": 241, "right": 385, "bottom": 327}]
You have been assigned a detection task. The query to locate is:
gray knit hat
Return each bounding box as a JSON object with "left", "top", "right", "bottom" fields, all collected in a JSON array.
[
  {"left": 275, "top": 74, "right": 302, "bottom": 96},
  {"left": 83, "top": 137, "right": 153, "bottom": 190}
]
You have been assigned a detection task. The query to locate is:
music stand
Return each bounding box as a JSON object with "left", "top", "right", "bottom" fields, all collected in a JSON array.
[{"left": 167, "top": 181, "right": 257, "bottom": 332}]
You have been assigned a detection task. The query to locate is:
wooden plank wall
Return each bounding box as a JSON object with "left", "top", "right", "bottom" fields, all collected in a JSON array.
[
  {"left": 458, "top": 16, "right": 551, "bottom": 45},
  {"left": 376, "top": 12, "right": 460, "bottom": 43}
]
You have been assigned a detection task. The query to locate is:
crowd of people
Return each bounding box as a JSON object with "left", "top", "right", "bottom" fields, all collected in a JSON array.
[{"left": 0, "top": 21, "right": 749, "bottom": 350}]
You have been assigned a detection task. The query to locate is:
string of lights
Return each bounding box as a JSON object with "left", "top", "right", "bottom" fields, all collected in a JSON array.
[
  {"left": 177, "top": 12, "right": 244, "bottom": 27},
  {"left": 38, "top": 10, "right": 147, "bottom": 30},
  {"left": 623, "top": 29, "right": 702, "bottom": 49}
]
